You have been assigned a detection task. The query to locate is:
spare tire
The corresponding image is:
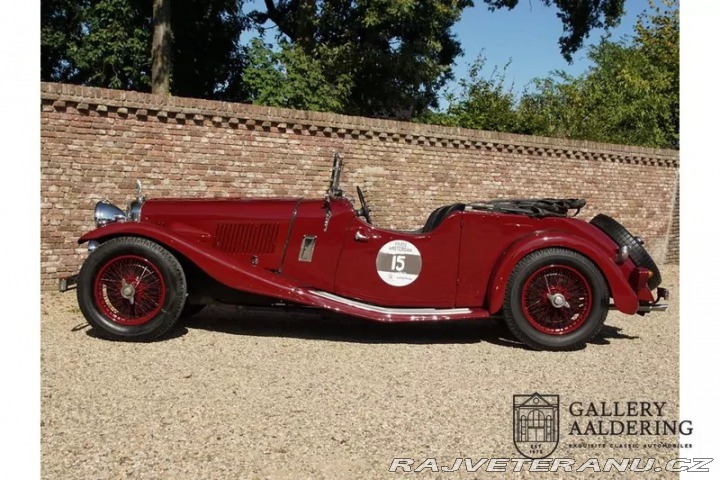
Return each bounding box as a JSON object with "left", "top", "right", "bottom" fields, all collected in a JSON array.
[{"left": 590, "top": 214, "right": 661, "bottom": 290}]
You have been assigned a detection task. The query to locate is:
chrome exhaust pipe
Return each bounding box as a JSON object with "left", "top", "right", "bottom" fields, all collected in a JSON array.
[
  {"left": 608, "top": 303, "right": 669, "bottom": 313},
  {"left": 637, "top": 304, "right": 668, "bottom": 313}
]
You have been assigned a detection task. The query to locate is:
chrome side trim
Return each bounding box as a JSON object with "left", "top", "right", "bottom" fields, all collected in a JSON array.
[{"left": 309, "top": 290, "right": 472, "bottom": 315}]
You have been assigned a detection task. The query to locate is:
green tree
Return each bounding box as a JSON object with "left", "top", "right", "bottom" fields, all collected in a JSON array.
[
  {"left": 428, "top": 0, "right": 678, "bottom": 149},
  {"left": 170, "top": 0, "right": 249, "bottom": 100},
  {"left": 517, "top": 0, "right": 678, "bottom": 148},
  {"left": 152, "top": 0, "right": 172, "bottom": 95},
  {"left": 419, "top": 56, "right": 519, "bottom": 132},
  {"left": 42, "top": 0, "right": 628, "bottom": 115},
  {"left": 41, "top": 0, "right": 248, "bottom": 100},
  {"left": 41, "top": 0, "right": 151, "bottom": 90},
  {"left": 41, "top": 0, "right": 88, "bottom": 84},
  {"left": 243, "top": 39, "right": 351, "bottom": 111},
  {"left": 251, "top": 0, "right": 627, "bottom": 119},
  {"left": 251, "top": 0, "right": 472, "bottom": 119},
  {"left": 633, "top": 0, "right": 679, "bottom": 147}
]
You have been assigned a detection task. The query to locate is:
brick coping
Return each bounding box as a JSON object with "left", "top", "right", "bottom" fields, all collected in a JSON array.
[{"left": 41, "top": 82, "right": 679, "bottom": 168}]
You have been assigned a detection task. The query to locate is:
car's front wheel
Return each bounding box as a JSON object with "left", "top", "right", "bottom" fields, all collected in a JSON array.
[
  {"left": 503, "top": 248, "right": 609, "bottom": 351},
  {"left": 77, "top": 236, "right": 187, "bottom": 341}
]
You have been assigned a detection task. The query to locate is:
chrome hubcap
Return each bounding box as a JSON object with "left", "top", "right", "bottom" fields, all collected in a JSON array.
[
  {"left": 548, "top": 293, "right": 569, "bottom": 309},
  {"left": 120, "top": 279, "right": 136, "bottom": 303}
]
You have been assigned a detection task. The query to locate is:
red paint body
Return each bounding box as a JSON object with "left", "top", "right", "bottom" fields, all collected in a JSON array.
[{"left": 79, "top": 195, "right": 646, "bottom": 321}]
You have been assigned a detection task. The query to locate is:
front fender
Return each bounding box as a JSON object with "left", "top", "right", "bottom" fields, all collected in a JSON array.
[
  {"left": 79, "top": 223, "right": 303, "bottom": 301},
  {"left": 486, "top": 231, "right": 639, "bottom": 315}
]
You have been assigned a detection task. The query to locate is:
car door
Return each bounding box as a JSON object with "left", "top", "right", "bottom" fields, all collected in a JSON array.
[{"left": 333, "top": 214, "right": 463, "bottom": 308}]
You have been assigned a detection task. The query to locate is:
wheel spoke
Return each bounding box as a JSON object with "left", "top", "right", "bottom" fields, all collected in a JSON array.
[
  {"left": 94, "top": 255, "right": 166, "bottom": 326},
  {"left": 521, "top": 265, "right": 592, "bottom": 335}
]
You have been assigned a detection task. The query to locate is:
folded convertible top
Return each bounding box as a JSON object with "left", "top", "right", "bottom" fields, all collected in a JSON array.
[{"left": 468, "top": 198, "right": 586, "bottom": 218}]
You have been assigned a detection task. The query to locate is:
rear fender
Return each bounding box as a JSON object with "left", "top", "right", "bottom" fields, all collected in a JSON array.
[
  {"left": 486, "top": 232, "right": 639, "bottom": 315},
  {"left": 79, "top": 223, "right": 302, "bottom": 301}
]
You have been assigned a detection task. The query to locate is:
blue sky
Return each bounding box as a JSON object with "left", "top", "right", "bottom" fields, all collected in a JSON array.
[
  {"left": 242, "top": 0, "right": 650, "bottom": 104},
  {"left": 448, "top": 0, "right": 649, "bottom": 97}
]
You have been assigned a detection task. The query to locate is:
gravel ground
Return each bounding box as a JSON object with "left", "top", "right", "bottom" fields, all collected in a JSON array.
[{"left": 42, "top": 266, "right": 680, "bottom": 479}]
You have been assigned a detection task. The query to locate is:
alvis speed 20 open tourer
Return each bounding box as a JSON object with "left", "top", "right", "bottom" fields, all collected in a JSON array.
[{"left": 60, "top": 153, "right": 669, "bottom": 350}]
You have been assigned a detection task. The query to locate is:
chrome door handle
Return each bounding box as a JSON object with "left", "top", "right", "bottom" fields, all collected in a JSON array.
[{"left": 354, "top": 231, "right": 369, "bottom": 242}]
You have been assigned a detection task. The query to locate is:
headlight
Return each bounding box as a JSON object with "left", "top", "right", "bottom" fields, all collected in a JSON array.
[{"left": 94, "top": 200, "right": 126, "bottom": 227}]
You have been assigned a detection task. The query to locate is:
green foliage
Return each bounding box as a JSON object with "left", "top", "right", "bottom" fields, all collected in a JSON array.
[
  {"left": 42, "top": 0, "right": 673, "bottom": 143},
  {"left": 243, "top": 39, "right": 351, "bottom": 112},
  {"left": 41, "top": 0, "right": 248, "bottom": 100},
  {"left": 517, "top": 0, "right": 678, "bottom": 148},
  {"left": 169, "top": 0, "right": 249, "bottom": 100},
  {"left": 247, "top": 0, "right": 631, "bottom": 118},
  {"left": 41, "top": 0, "right": 150, "bottom": 89},
  {"left": 251, "top": 0, "right": 472, "bottom": 119},
  {"left": 634, "top": 0, "right": 679, "bottom": 147},
  {"left": 419, "top": 56, "right": 520, "bottom": 132},
  {"left": 41, "top": 0, "right": 86, "bottom": 83},
  {"left": 426, "top": 0, "right": 678, "bottom": 149}
]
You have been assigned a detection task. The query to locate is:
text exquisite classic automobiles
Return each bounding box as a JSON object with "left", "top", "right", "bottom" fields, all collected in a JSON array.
[{"left": 60, "top": 153, "right": 668, "bottom": 350}]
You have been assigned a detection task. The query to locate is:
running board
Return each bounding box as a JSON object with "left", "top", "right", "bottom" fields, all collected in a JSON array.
[{"left": 300, "top": 289, "right": 489, "bottom": 322}]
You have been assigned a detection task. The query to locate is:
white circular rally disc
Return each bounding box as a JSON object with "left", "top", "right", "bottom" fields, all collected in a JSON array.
[{"left": 375, "top": 240, "right": 422, "bottom": 287}]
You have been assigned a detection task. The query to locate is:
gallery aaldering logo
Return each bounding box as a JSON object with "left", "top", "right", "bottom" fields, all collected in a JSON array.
[{"left": 513, "top": 393, "right": 560, "bottom": 459}]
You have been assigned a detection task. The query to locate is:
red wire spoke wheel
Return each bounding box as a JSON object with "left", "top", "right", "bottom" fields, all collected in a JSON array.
[
  {"left": 77, "top": 237, "right": 187, "bottom": 341},
  {"left": 503, "top": 248, "right": 609, "bottom": 351},
  {"left": 520, "top": 265, "right": 592, "bottom": 335},
  {"left": 93, "top": 255, "right": 166, "bottom": 326}
]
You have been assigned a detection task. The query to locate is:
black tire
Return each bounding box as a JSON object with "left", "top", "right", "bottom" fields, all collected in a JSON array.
[
  {"left": 77, "top": 236, "right": 187, "bottom": 341},
  {"left": 590, "top": 214, "right": 661, "bottom": 290},
  {"left": 503, "top": 248, "right": 609, "bottom": 351},
  {"left": 181, "top": 303, "right": 206, "bottom": 318}
]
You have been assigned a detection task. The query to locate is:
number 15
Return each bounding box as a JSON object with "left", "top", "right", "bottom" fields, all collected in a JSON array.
[{"left": 391, "top": 255, "right": 405, "bottom": 272}]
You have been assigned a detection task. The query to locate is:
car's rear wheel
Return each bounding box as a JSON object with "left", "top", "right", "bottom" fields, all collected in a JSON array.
[
  {"left": 77, "top": 236, "right": 187, "bottom": 341},
  {"left": 503, "top": 248, "right": 609, "bottom": 351}
]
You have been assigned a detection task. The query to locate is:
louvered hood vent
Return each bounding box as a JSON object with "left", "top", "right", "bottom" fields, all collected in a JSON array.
[{"left": 214, "top": 222, "right": 280, "bottom": 254}]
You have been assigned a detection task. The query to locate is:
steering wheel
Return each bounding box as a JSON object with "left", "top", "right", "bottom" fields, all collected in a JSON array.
[{"left": 355, "top": 186, "right": 372, "bottom": 224}]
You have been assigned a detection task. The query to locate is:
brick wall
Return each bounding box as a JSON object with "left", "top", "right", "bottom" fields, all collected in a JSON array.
[
  {"left": 665, "top": 178, "right": 680, "bottom": 264},
  {"left": 41, "top": 82, "right": 680, "bottom": 289}
]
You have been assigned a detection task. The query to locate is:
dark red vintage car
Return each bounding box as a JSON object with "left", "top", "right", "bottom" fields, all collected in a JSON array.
[{"left": 60, "top": 154, "right": 668, "bottom": 350}]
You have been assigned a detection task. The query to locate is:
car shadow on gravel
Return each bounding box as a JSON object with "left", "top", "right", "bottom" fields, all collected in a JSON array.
[
  {"left": 84, "top": 325, "right": 190, "bottom": 341},
  {"left": 180, "top": 306, "right": 638, "bottom": 348},
  {"left": 589, "top": 325, "right": 640, "bottom": 345}
]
